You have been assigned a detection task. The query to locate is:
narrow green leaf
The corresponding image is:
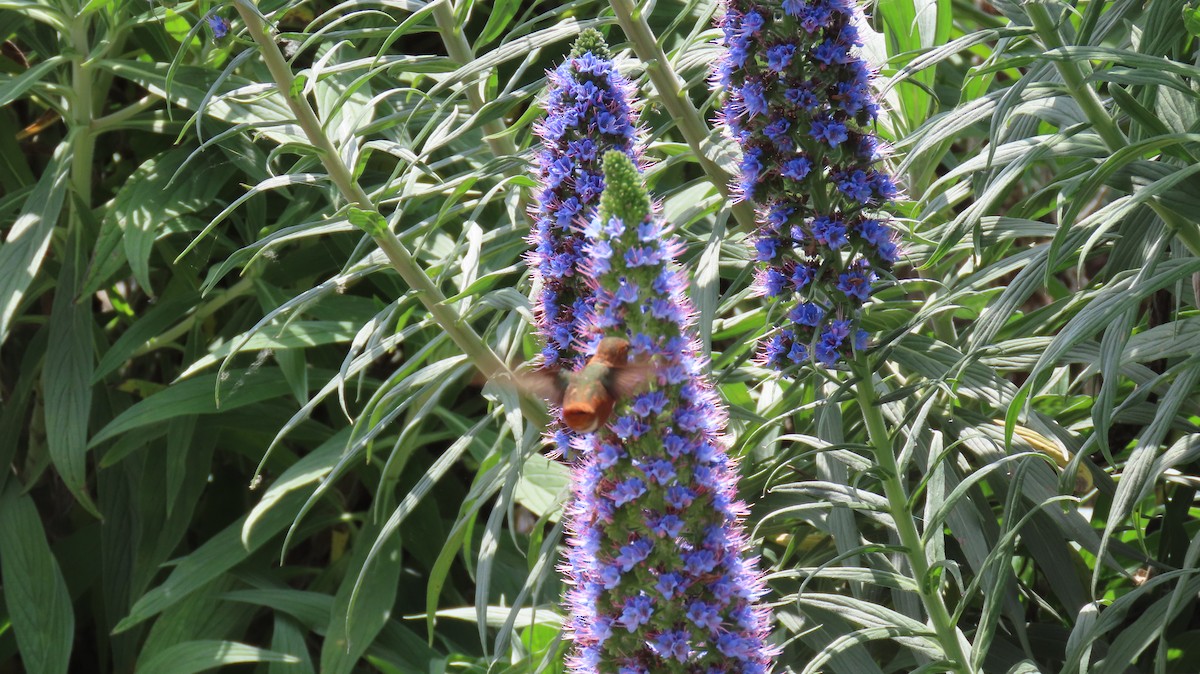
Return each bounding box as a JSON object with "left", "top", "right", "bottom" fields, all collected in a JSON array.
[
  {"left": 0, "top": 56, "right": 65, "bottom": 108},
  {"left": 0, "top": 143, "right": 69, "bottom": 346},
  {"left": 0, "top": 484, "right": 74, "bottom": 674},
  {"left": 42, "top": 230, "right": 99, "bottom": 515},
  {"left": 114, "top": 488, "right": 308, "bottom": 633},
  {"left": 347, "top": 207, "right": 389, "bottom": 237},
  {"left": 320, "top": 522, "right": 403, "bottom": 674},
  {"left": 89, "top": 370, "right": 294, "bottom": 448},
  {"left": 136, "top": 640, "right": 299, "bottom": 674}
]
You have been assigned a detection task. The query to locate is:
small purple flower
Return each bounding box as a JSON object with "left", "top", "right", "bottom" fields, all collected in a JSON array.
[
  {"left": 813, "top": 40, "right": 850, "bottom": 66},
  {"left": 642, "top": 459, "right": 676, "bottom": 486},
  {"left": 683, "top": 549, "right": 719, "bottom": 575},
  {"left": 763, "top": 117, "right": 793, "bottom": 149},
  {"left": 836, "top": 259, "right": 877, "bottom": 302},
  {"left": 666, "top": 485, "right": 697, "bottom": 509},
  {"left": 788, "top": 302, "right": 825, "bottom": 327},
  {"left": 207, "top": 14, "right": 230, "bottom": 39},
  {"left": 811, "top": 216, "right": 848, "bottom": 249},
  {"left": 616, "top": 538, "right": 654, "bottom": 571},
  {"left": 611, "top": 415, "right": 649, "bottom": 439},
  {"left": 765, "top": 43, "right": 796, "bottom": 72},
  {"left": 785, "top": 84, "right": 820, "bottom": 111},
  {"left": 688, "top": 601, "right": 724, "bottom": 632},
  {"left": 757, "top": 267, "right": 788, "bottom": 297},
  {"left": 791, "top": 263, "right": 816, "bottom": 290},
  {"left": 810, "top": 116, "right": 848, "bottom": 147},
  {"left": 855, "top": 328, "right": 870, "bottom": 351},
  {"left": 625, "top": 245, "right": 663, "bottom": 267},
  {"left": 610, "top": 477, "right": 647, "bottom": 507},
  {"left": 649, "top": 513, "right": 686, "bottom": 538},
  {"left": 654, "top": 629, "right": 692, "bottom": 662},
  {"left": 742, "top": 10, "right": 764, "bottom": 34},
  {"left": 596, "top": 442, "right": 623, "bottom": 469},
  {"left": 781, "top": 156, "right": 812, "bottom": 181},
  {"left": 656, "top": 572, "right": 687, "bottom": 599},
  {"left": 766, "top": 204, "right": 792, "bottom": 230},
  {"left": 613, "top": 277, "right": 639, "bottom": 305},
  {"left": 755, "top": 237, "right": 781, "bottom": 262},
  {"left": 788, "top": 341, "right": 809, "bottom": 364},
  {"left": 837, "top": 169, "right": 874, "bottom": 203},
  {"left": 619, "top": 595, "right": 654, "bottom": 631},
  {"left": 741, "top": 81, "right": 768, "bottom": 117}
]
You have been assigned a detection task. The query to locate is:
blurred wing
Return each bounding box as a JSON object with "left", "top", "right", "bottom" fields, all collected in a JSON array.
[
  {"left": 515, "top": 370, "right": 567, "bottom": 407},
  {"left": 607, "top": 363, "right": 654, "bottom": 398}
]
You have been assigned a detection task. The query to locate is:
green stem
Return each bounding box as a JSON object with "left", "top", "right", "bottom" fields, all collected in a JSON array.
[
  {"left": 131, "top": 276, "right": 256, "bottom": 357},
  {"left": 430, "top": 1, "right": 522, "bottom": 165},
  {"left": 69, "top": 14, "right": 95, "bottom": 217},
  {"left": 607, "top": 0, "right": 757, "bottom": 231},
  {"left": 1025, "top": 0, "right": 1200, "bottom": 257},
  {"left": 233, "top": 1, "right": 545, "bottom": 424},
  {"left": 852, "top": 359, "right": 973, "bottom": 674},
  {"left": 92, "top": 95, "right": 158, "bottom": 132}
]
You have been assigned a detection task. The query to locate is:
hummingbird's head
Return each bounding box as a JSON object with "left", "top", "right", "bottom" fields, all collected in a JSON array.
[{"left": 593, "top": 336, "right": 630, "bottom": 367}]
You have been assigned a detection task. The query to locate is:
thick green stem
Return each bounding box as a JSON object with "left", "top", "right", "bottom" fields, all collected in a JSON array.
[
  {"left": 607, "top": 0, "right": 757, "bottom": 231},
  {"left": 69, "top": 14, "right": 95, "bottom": 217},
  {"left": 233, "top": 1, "right": 544, "bottom": 424},
  {"left": 852, "top": 359, "right": 973, "bottom": 674},
  {"left": 430, "top": 2, "right": 522, "bottom": 165},
  {"left": 1025, "top": 0, "right": 1200, "bottom": 257}
]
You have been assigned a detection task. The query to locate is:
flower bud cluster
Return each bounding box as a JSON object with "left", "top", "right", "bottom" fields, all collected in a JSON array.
[
  {"left": 561, "top": 152, "right": 775, "bottom": 673},
  {"left": 529, "top": 30, "right": 643, "bottom": 371},
  {"left": 713, "top": 0, "right": 902, "bottom": 369}
]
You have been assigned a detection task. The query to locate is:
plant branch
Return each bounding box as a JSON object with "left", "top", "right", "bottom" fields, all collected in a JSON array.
[
  {"left": 851, "top": 359, "right": 974, "bottom": 674},
  {"left": 233, "top": 1, "right": 545, "bottom": 424},
  {"left": 131, "top": 276, "right": 257, "bottom": 358},
  {"left": 1025, "top": 0, "right": 1200, "bottom": 257},
  {"left": 92, "top": 95, "right": 158, "bottom": 132},
  {"left": 69, "top": 14, "right": 96, "bottom": 215},
  {"left": 607, "top": 0, "right": 757, "bottom": 231},
  {"left": 430, "top": 1, "right": 523, "bottom": 165}
]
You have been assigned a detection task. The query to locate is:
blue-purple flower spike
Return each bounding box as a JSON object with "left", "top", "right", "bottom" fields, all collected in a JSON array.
[
  {"left": 561, "top": 151, "right": 776, "bottom": 673},
  {"left": 529, "top": 30, "right": 643, "bottom": 372},
  {"left": 713, "top": 0, "right": 902, "bottom": 371}
]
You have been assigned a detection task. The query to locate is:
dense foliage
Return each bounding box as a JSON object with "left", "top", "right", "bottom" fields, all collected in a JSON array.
[{"left": 2, "top": 0, "right": 1199, "bottom": 672}]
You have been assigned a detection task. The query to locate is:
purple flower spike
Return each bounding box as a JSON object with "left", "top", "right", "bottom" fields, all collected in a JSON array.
[
  {"left": 713, "top": 0, "right": 904, "bottom": 371},
  {"left": 560, "top": 152, "right": 776, "bottom": 672},
  {"left": 528, "top": 29, "right": 644, "bottom": 372}
]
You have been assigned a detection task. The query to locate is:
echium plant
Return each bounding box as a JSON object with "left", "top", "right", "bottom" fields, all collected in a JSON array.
[
  {"left": 713, "top": 0, "right": 902, "bottom": 370},
  {"left": 529, "top": 29, "right": 643, "bottom": 371},
  {"left": 560, "top": 151, "right": 775, "bottom": 673}
]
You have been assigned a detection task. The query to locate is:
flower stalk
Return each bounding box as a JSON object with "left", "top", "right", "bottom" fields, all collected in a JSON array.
[
  {"left": 430, "top": 0, "right": 523, "bottom": 164},
  {"left": 561, "top": 151, "right": 775, "bottom": 672},
  {"left": 713, "top": 0, "right": 901, "bottom": 372},
  {"left": 851, "top": 359, "right": 973, "bottom": 674},
  {"left": 529, "top": 30, "right": 644, "bottom": 371}
]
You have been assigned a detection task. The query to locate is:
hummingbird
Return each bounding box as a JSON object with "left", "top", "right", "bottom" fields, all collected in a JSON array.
[{"left": 526, "top": 336, "right": 651, "bottom": 434}]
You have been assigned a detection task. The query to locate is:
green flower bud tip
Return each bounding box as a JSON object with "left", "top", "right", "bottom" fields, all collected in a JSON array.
[
  {"left": 600, "top": 151, "right": 650, "bottom": 225},
  {"left": 570, "top": 28, "right": 613, "bottom": 60}
]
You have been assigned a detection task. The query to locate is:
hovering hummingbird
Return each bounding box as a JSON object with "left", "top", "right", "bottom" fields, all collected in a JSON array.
[{"left": 526, "top": 336, "right": 651, "bottom": 433}]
